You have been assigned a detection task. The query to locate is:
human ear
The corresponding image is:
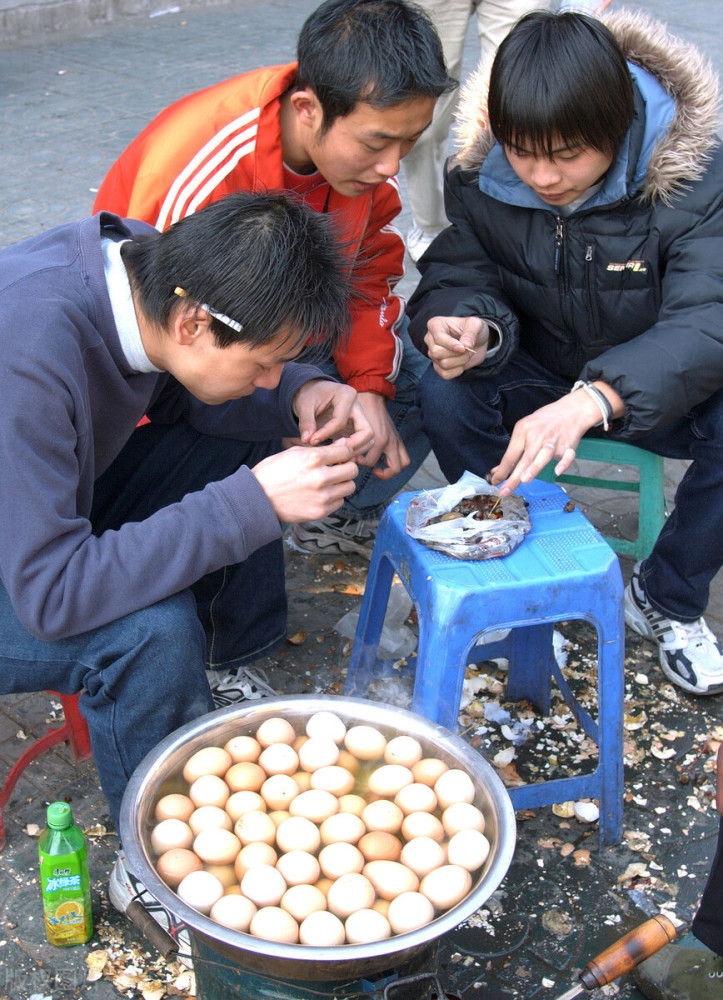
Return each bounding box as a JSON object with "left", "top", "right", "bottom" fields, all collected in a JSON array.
[{"left": 289, "top": 88, "right": 322, "bottom": 130}]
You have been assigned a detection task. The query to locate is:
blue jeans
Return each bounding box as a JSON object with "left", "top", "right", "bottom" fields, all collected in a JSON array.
[
  {"left": 0, "top": 420, "right": 288, "bottom": 831},
  {"left": 318, "top": 319, "right": 431, "bottom": 520},
  {"left": 417, "top": 349, "right": 723, "bottom": 622}
]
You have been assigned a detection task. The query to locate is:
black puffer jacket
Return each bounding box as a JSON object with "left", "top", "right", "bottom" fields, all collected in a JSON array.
[{"left": 407, "top": 11, "right": 723, "bottom": 437}]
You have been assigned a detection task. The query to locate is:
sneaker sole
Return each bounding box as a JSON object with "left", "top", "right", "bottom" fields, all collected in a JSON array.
[{"left": 287, "top": 531, "right": 373, "bottom": 559}]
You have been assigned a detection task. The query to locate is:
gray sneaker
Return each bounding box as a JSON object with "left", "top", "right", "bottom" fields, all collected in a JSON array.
[
  {"left": 288, "top": 513, "right": 377, "bottom": 558},
  {"left": 624, "top": 562, "right": 723, "bottom": 696},
  {"left": 109, "top": 852, "right": 192, "bottom": 966},
  {"left": 207, "top": 665, "right": 277, "bottom": 708}
]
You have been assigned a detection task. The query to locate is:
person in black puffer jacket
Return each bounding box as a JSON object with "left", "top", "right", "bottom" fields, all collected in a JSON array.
[{"left": 407, "top": 9, "right": 723, "bottom": 701}]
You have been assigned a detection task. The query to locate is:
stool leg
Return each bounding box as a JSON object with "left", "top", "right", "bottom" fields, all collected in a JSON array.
[
  {"left": 58, "top": 694, "right": 92, "bottom": 762},
  {"left": 345, "top": 553, "right": 396, "bottom": 698},
  {"left": 597, "top": 633, "right": 625, "bottom": 846},
  {"left": 505, "top": 624, "right": 555, "bottom": 713},
  {"left": 411, "top": 605, "right": 470, "bottom": 732}
]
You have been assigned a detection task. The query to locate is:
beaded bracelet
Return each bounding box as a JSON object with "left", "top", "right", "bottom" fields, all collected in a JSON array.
[{"left": 571, "top": 380, "right": 613, "bottom": 431}]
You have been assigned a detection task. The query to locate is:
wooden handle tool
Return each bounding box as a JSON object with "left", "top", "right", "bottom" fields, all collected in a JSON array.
[{"left": 553, "top": 914, "right": 677, "bottom": 1000}]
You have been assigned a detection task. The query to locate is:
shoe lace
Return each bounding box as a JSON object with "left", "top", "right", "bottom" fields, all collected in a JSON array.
[{"left": 675, "top": 617, "right": 717, "bottom": 647}]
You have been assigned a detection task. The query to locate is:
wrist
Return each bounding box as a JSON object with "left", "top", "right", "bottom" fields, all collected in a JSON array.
[{"left": 570, "top": 380, "right": 613, "bottom": 431}]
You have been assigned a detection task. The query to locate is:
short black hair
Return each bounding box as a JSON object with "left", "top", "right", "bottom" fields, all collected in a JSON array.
[
  {"left": 296, "top": 0, "right": 455, "bottom": 133},
  {"left": 121, "top": 191, "right": 351, "bottom": 356},
  {"left": 489, "top": 11, "right": 635, "bottom": 159}
]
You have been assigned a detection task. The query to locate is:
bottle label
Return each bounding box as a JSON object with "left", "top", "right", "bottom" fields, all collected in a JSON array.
[{"left": 39, "top": 851, "right": 92, "bottom": 946}]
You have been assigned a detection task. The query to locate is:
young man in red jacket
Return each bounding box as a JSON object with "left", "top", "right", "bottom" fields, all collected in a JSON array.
[{"left": 95, "top": 0, "right": 455, "bottom": 558}]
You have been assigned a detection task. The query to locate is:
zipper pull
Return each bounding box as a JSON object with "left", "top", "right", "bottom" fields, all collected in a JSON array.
[
  {"left": 554, "top": 218, "right": 564, "bottom": 273},
  {"left": 585, "top": 245, "right": 593, "bottom": 262}
]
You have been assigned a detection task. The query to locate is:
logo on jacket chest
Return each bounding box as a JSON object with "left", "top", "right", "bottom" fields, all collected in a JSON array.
[{"left": 606, "top": 259, "right": 649, "bottom": 274}]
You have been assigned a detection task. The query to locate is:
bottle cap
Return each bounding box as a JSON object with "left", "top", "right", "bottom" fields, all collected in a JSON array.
[{"left": 46, "top": 801, "right": 73, "bottom": 829}]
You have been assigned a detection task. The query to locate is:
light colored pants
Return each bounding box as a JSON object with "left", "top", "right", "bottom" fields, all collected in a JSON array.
[{"left": 402, "top": 0, "right": 554, "bottom": 237}]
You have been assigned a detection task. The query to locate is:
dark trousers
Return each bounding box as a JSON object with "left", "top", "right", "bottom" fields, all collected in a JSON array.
[{"left": 692, "top": 818, "right": 723, "bottom": 955}]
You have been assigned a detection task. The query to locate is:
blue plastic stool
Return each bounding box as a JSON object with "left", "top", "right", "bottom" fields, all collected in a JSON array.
[
  {"left": 346, "top": 479, "right": 625, "bottom": 846},
  {"left": 538, "top": 438, "right": 666, "bottom": 560}
]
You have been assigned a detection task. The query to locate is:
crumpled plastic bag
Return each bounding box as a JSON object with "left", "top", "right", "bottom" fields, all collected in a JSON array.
[
  {"left": 334, "top": 580, "right": 417, "bottom": 660},
  {"left": 405, "top": 471, "right": 531, "bottom": 560}
]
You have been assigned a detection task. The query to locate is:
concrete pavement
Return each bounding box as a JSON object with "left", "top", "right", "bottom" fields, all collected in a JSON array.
[{"left": 0, "top": 2, "right": 722, "bottom": 998}]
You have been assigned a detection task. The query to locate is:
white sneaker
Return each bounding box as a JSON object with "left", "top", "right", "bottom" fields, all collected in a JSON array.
[
  {"left": 406, "top": 225, "right": 442, "bottom": 263},
  {"left": 288, "top": 513, "right": 377, "bottom": 558},
  {"left": 109, "top": 853, "right": 192, "bottom": 966},
  {"left": 624, "top": 562, "right": 723, "bottom": 696},
  {"left": 207, "top": 665, "right": 277, "bottom": 708}
]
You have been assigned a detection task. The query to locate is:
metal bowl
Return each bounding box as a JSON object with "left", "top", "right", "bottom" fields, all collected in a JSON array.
[{"left": 120, "top": 695, "right": 516, "bottom": 982}]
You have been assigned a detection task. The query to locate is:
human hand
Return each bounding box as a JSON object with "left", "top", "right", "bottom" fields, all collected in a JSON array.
[
  {"left": 424, "top": 316, "right": 490, "bottom": 380},
  {"left": 292, "top": 379, "right": 373, "bottom": 461},
  {"left": 490, "top": 390, "right": 604, "bottom": 495},
  {"left": 355, "top": 392, "right": 410, "bottom": 480},
  {"left": 252, "top": 440, "right": 360, "bottom": 523}
]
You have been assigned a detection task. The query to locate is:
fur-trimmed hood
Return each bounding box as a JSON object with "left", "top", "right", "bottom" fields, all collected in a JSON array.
[{"left": 453, "top": 10, "right": 721, "bottom": 203}]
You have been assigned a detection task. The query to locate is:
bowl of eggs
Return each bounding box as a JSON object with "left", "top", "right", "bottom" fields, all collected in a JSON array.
[{"left": 119, "top": 695, "right": 516, "bottom": 982}]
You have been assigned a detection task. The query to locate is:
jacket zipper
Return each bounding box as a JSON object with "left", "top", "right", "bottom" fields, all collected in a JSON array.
[
  {"left": 584, "top": 244, "right": 602, "bottom": 340},
  {"left": 554, "top": 217, "right": 564, "bottom": 277}
]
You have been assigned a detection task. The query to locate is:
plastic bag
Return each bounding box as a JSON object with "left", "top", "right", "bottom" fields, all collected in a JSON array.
[
  {"left": 334, "top": 580, "right": 417, "bottom": 660},
  {"left": 405, "top": 471, "right": 531, "bottom": 560}
]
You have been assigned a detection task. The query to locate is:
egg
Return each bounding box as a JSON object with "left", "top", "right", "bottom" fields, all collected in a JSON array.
[
  {"left": 151, "top": 818, "right": 194, "bottom": 855},
  {"left": 442, "top": 802, "right": 486, "bottom": 836},
  {"left": 344, "top": 725, "right": 387, "bottom": 761},
  {"left": 241, "top": 863, "right": 287, "bottom": 907},
  {"left": 358, "top": 831, "right": 402, "bottom": 863},
  {"left": 193, "top": 828, "right": 241, "bottom": 866},
  {"left": 203, "top": 863, "right": 238, "bottom": 889},
  {"left": 188, "top": 774, "right": 230, "bottom": 810},
  {"left": 298, "top": 737, "right": 340, "bottom": 772},
  {"left": 276, "top": 850, "right": 321, "bottom": 887},
  {"left": 224, "top": 734, "right": 261, "bottom": 763},
  {"left": 337, "top": 750, "right": 361, "bottom": 775},
  {"left": 299, "top": 910, "right": 345, "bottom": 947},
  {"left": 276, "top": 816, "right": 321, "bottom": 855},
  {"left": 188, "top": 805, "right": 233, "bottom": 837},
  {"left": 177, "top": 870, "right": 225, "bottom": 914},
  {"left": 420, "top": 864, "right": 472, "bottom": 911},
  {"left": 319, "top": 812, "right": 366, "bottom": 846},
  {"left": 226, "top": 761, "right": 266, "bottom": 793},
  {"left": 305, "top": 711, "right": 347, "bottom": 744},
  {"left": 156, "top": 848, "right": 203, "bottom": 889},
  {"left": 258, "top": 743, "right": 299, "bottom": 777},
  {"left": 367, "top": 764, "right": 413, "bottom": 798},
  {"left": 326, "top": 872, "right": 375, "bottom": 919},
  {"left": 234, "top": 810, "right": 277, "bottom": 846},
  {"left": 234, "top": 841, "right": 277, "bottom": 880},
  {"left": 372, "top": 897, "right": 390, "bottom": 917},
  {"left": 314, "top": 877, "right": 333, "bottom": 897},
  {"left": 384, "top": 736, "right": 423, "bottom": 768},
  {"left": 400, "top": 837, "right": 446, "bottom": 879},
  {"left": 387, "top": 891, "right": 435, "bottom": 934},
  {"left": 361, "top": 800, "right": 404, "bottom": 834},
  {"left": 394, "top": 782, "right": 437, "bottom": 815},
  {"left": 225, "top": 790, "right": 266, "bottom": 822},
  {"left": 289, "top": 789, "right": 339, "bottom": 823},
  {"left": 446, "top": 829, "right": 491, "bottom": 872},
  {"left": 268, "top": 810, "right": 291, "bottom": 827},
  {"left": 310, "top": 765, "right": 356, "bottom": 797},
  {"left": 260, "top": 774, "right": 300, "bottom": 811},
  {"left": 318, "top": 842, "right": 365, "bottom": 880},
  {"left": 363, "top": 861, "right": 419, "bottom": 900},
  {"left": 338, "top": 794, "right": 366, "bottom": 816},
  {"left": 280, "top": 884, "right": 327, "bottom": 923},
  {"left": 154, "top": 793, "right": 194, "bottom": 824},
  {"left": 411, "top": 757, "right": 449, "bottom": 787},
  {"left": 182, "top": 746, "right": 232, "bottom": 784},
  {"left": 401, "top": 811, "right": 445, "bottom": 843},
  {"left": 291, "top": 770, "right": 313, "bottom": 791},
  {"left": 250, "top": 906, "right": 299, "bottom": 943},
  {"left": 345, "top": 908, "right": 392, "bottom": 944},
  {"left": 256, "top": 717, "right": 296, "bottom": 748},
  {"left": 209, "top": 893, "right": 256, "bottom": 932},
  {"left": 434, "top": 769, "right": 476, "bottom": 810}
]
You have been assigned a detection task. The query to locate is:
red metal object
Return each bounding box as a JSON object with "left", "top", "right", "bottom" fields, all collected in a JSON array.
[{"left": 0, "top": 692, "right": 92, "bottom": 850}]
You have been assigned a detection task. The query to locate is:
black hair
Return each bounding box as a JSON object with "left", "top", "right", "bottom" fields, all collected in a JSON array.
[
  {"left": 121, "top": 191, "right": 352, "bottom": 356},
  {"left": 296, "top": 0, "right": 456, "bottom": 133},
  {"left": 488, "top": 11, "right": 635, "bottom": 159}
]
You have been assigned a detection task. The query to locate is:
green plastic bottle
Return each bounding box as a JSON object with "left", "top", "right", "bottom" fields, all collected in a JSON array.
[{"left": 38, "top": 801, "right": 93, "bottom": 946}]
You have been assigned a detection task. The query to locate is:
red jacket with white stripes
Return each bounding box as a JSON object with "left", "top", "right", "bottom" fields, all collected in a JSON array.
[{"left": 94, "top": 63, "right": 407, "bottom": 398}]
